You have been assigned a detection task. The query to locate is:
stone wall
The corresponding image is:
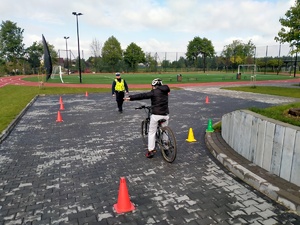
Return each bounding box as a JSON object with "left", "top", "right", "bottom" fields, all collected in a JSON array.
[{"left": 222, "top": 110, "right": 300, "bottom": 187}]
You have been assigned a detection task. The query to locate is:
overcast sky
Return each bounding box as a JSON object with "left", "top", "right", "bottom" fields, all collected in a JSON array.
[{"left": 0, "top": 0, "right": 295, "bottom": 59}]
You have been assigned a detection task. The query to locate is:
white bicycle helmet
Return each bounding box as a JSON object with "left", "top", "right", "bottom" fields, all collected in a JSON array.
[{"left": 151, "top": 78, "right": 163, "bottom": 86}]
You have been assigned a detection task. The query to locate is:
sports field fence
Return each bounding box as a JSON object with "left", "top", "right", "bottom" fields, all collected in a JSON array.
[{"left": 58, "top": 44, "right": 299, "bottom": 76}]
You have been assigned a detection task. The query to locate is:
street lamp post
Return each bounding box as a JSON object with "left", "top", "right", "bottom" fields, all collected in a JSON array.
[
  {"left": 72, "top": 12, "right": 83, "bottom": 83},
  {"left": 64, "top": 36, "right": 69, "bottom": 75}
]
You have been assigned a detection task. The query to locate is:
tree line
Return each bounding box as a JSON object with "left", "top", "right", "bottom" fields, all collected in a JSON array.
[{"left": 0, "top": 1, "right": 299, "bottom": 76}]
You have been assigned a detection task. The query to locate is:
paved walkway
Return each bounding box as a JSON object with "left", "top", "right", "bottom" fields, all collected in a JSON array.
[
  {"left": 0, "top": 84, "right": 300, "bottom": 224},
  {"left": 205, "top": 131, "right": 300, "bottom": 216}
]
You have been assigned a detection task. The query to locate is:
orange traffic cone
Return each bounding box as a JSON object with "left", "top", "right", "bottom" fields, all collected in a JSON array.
[
  {"left": 113, "top": 177, "right": 135, "bottom": 214},
  {"left": 59, "top": 96, "right": 63, "bottom": 104},
  {"left": 186, "top": 128, "right": 197, "bottom": 142},
  {"left": 56, "top": 111, "right": 63, "bottom": 122},
  {"left": 59, "top": 102, "right": 65, "bottom": 110},
  {"left": 205, "top": 96, "right": 210, "bottom": 104},
  {"left": 85, "top": 91, "right": 88, "bottom": 97}
]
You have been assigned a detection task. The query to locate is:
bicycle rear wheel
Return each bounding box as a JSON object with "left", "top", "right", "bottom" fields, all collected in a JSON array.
[
  {"left": 141, "top": 119, "right": 149, "bottom": 145},
  {"left": 160, "top": 126, "right": 177, "bottom": 163}
]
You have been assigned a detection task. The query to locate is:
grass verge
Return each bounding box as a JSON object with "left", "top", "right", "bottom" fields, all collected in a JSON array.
[
  {"left": 23, "top": 72, "right": 297, "bottom": 84},
  {"left": 223, "top": 86, "right": 300, "bottom": 127}
]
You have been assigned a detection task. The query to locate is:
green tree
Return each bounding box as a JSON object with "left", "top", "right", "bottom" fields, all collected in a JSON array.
[
  {"left": 275, "top": 0, "right": 300, "bottom": 54},
  {"left": 145, "top": 53, "right": 157, "bottom": 72},
  {"left": 161, "top": 59, "right": 170, "bottom": 71},
  {"left": 186, "top": 37, "right": 215, "bottom": 73},
  {"left": 267, "top": 58, "right": 284, "bottom": 73},
  {"left": 172, "top": 56, "right": 186, "bottom": 70},
  {"left": 101, "top": 36, "right": 123, "bottom": 72},
  {"left": 275, "top": 0, "right": 300, "bottom": 77},
  {"left": 46, "top": 43, "right": 58, "bottom": 66},
  {"left": 221, "top": 40, "right": 256, "bottom": 72},
  {"left": 123, "top": 42, "right": 145, "bottom": 72},
  {"left": 0, "top": 20, "right": 25, "bottom": 75},
  {"left": 25, "top": 41, "right": 43, "bottom": 74}
]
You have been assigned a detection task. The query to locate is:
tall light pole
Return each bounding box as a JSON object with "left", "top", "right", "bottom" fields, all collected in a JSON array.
[
  {"left": 64, "top": 36, "right": 69, "bottom": 75},
  {"left": 72, "top": 12, "right": 83, "bottom": 83}
]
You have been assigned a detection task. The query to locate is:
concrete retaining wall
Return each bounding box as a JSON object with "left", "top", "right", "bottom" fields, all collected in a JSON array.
[{"left": 222, "top": 110, "right": 300, "bottom": 187}]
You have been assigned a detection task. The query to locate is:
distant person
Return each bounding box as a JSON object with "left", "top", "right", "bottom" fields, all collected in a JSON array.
[
  {"left": 112, "top": 72, "right": 129, "bottom": 113},
  {"left": 124, "top": 78, "right": 170, "bottom": 158}
]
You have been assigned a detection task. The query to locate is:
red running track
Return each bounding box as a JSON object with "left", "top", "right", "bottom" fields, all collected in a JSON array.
[{"left": 1, "top": 75, "right": 300, "bottom": 89}]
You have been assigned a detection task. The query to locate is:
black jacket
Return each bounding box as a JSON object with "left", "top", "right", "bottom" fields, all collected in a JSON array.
[{"left": 129, "top": 85, "right": 170, "bottom": 115}]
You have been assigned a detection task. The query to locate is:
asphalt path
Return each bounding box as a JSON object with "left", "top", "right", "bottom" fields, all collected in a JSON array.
[{"left": 0, "top": 86, "right": 299, "bottom": 224}]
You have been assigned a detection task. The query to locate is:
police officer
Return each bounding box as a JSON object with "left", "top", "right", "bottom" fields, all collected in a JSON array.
[{"left": 112, "top": 72, "right": 129, "bottom": 113}]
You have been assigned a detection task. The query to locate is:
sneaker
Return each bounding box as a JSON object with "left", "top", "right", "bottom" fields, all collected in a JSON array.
[{"left": 145, "top": 150, "right": 156, "bottom": 158}]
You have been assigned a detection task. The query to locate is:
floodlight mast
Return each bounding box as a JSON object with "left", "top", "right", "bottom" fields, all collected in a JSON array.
[
  {"left": 72, "top": 12, "right": 83, "bottom": 83},
  {"left": 64, "top": 36, "right": 69, "bottom": 76}
]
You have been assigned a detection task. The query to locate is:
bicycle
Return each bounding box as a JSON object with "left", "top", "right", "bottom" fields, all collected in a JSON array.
[{"left": 135, "top": 105, "right": 177, "bottom": 163}]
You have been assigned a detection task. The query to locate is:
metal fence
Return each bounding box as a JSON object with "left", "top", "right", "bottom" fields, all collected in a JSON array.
[
  {"left": 145, "top": 44, "right": 292, "bottom": 64},
  {"left": 141, "top": 44, "right": 296, "bottom": 74},
  {"left": 254, "top": 44, "right": 291, "bottom": 58},
  {"left": 59, "top": 44, "right": 297, "bottom": 74}
]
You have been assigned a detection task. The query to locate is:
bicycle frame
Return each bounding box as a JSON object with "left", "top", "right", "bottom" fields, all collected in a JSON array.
[{"left": 135, "top": 105, "right": 177, "bottom": 163}]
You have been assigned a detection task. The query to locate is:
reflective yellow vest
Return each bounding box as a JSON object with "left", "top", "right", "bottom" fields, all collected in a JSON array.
[{"left": 114, "top": 79, "right": 125, "bottom": 91}]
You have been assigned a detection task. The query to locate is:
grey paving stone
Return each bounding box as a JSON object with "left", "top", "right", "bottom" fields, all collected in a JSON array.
[{"left": 0, "top": 90, "right": 299, "bottom": 225}]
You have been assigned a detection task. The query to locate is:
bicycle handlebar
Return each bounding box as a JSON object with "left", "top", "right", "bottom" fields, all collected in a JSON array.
[{"left": 135, "top": 105, "right": 151, "bottom": 110}]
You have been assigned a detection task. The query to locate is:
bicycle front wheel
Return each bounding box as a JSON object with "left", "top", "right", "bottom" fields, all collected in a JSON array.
[
  {"left": 160, "top": 126, "right": 177, "bottom": 163},
  {"left": 141, "top": 119, "right": 149, "bottom": 146}
]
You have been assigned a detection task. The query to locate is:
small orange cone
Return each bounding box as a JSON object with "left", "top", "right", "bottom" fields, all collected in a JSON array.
[
  {"left": 59, "top": 102, "right": 65, "bottom": 110},
  {"left": 59, "top": 96, "right": 63, "bottom": 104},
  {"left": 56, "top": 111, "right": 63, "bottom": 122},
  {"left": 205, "top": 96, "right": 210, "bottom": 104},
  {"left": 85, "top": 91, "right": 88, "bottom": 97},
  {"left": 186, "top": 128, "right": 197, "bottom": 142},
  {"left": 113, "top": 177, "right": 135, "bottom": 213}
]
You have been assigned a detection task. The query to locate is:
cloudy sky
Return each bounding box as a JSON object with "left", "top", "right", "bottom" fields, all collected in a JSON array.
[{"left": 0, "top": 0, "right": 295, "bottom": 59}]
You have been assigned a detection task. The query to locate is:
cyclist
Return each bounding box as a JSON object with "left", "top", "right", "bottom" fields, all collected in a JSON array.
[{"left": 124, "top": 78, "right": 170, "bottom": 158}]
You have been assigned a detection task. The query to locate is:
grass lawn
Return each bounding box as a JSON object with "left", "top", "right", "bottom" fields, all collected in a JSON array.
[
  {"left": 223, "top": 85, "right": 300, "bottom": 98},
  {"left": 223, "top": 86, "right": 300, "bottom": 126},
  {"left": 23, "top": 72, "right": 297, "bottom": 84}
]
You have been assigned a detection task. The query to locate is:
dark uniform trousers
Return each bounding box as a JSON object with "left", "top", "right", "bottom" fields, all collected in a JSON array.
[{"left": 115, "top": 91, "right": 125, "bottom": 112}]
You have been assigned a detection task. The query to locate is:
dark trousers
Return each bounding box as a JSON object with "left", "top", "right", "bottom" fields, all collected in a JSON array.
[{"left": 115, "top": 91, "right": 125, "bottom": 112}]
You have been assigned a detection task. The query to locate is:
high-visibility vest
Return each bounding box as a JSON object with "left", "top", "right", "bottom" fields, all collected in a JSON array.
[{"left": 114, "top": 79, "right": 125, "bottom": 91}]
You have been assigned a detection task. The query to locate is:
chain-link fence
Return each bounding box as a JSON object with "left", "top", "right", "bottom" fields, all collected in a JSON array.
[
  {"left": 58, "top": 44, "right": 297, "bottom": 75},
  {"left": 140, "top": 44, "right": 296, "bottom": 75}
]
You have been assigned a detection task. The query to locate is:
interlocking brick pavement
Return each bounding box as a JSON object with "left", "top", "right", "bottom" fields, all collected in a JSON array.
[{"left": 0, "top": 89, "right": 299, "bottom": 225}]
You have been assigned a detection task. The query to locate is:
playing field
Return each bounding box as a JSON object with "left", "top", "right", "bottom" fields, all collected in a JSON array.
[{"left": 23, "top": 72, "right": 297, "bottom": 84}]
